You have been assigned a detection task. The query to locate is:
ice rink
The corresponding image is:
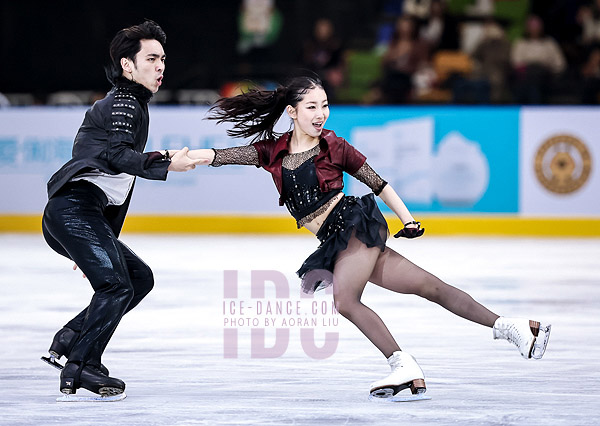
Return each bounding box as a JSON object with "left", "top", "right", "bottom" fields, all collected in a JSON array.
[{"left": 1, "top": 233, "right": 599, "bottom": 425}]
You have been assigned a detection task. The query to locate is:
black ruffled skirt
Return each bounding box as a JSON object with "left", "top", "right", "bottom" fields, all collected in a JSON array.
[{"left": 297, "top": 193, "right": 389, "bottom": 293}]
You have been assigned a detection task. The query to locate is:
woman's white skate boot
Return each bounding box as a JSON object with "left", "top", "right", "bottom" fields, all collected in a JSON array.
[
  {"left": 493, "top": 317, "right": 551, "bottom": 359},
  {"left": 369, "top": 351, "right": 427, "bottom": 400}
]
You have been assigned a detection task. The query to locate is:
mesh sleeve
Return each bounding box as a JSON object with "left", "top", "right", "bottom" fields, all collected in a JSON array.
[
  {"left": 351, "top": 162, "right": 388, "bottom": 195},
  {"left": 210, "top": 145, "right": 260, "bottom": 167}
]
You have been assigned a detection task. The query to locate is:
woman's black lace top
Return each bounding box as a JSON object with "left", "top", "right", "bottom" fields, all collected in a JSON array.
[{"left": 211, "top": 144, "right": 387, "bottom": 227}]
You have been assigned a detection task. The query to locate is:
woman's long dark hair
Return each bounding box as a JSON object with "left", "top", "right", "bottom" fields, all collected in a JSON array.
[{"left": 208, "top": 75, "right": 324, "bottom": 142}]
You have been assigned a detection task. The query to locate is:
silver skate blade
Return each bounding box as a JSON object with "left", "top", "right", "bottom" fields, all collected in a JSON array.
[
  {"left": 531, "top": 324, "right": 551, "bottom": 360},
  {"left": 41, "top": 355, "right": 64, "bottom": 371},
  {"left": 369, "top": 393, "right": 431, "bottom": 402},
  {"left": 56, "top": 393, "right": 126, "bottom": 403},
  {"left": 369, "top": 386, "right": 430, "bottom": 402},
  {"left": 370, "top": 387, "right": 396, "bottom": 399}
]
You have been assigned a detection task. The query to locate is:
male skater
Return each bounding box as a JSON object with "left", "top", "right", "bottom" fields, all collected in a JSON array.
[{"left": 41, "top": 20, "right": 201, "bottom": 398}]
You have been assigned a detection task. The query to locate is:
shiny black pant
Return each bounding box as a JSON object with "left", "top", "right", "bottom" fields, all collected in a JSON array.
[{"left": 42, "top": 181, "right": 154, "bottom": 368}]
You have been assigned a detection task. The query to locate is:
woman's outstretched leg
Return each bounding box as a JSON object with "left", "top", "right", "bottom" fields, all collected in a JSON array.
[
  {"left": 368, "top": 246, "right": 551, "bottom": 359},
  {"left": 332, "top": 236, "right": 400, "bottom": 358},
  {"left": 369, "top": 246, "right": 499, "bottom": 327}
]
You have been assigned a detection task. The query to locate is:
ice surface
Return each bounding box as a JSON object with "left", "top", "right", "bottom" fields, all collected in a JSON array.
[{"left": 0, "top": 234, "right": 599, "bottom": 425}]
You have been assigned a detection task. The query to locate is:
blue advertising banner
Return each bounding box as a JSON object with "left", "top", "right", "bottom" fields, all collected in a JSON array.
[{"left": 328, "top": 106, "right": 520, "bottom": 213}]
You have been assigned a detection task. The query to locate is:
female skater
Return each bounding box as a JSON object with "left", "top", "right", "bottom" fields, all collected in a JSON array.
[{"left": 188, "top": 75, "right": 551, "bottom": 399}]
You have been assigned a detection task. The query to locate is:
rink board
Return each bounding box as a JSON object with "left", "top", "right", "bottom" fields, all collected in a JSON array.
[
  {"left": 1, "top": 105, "right": 599, "bottom": 236},
  {"left": 2, "top": 213, "right": 600, "bottom": 237}
]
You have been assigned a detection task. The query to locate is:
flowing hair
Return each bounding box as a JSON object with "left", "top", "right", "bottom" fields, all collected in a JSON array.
[{"left": 208, "top": 75, "right": 324, "bottom": 142}]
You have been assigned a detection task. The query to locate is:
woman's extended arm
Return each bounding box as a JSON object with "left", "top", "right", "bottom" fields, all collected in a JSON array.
[
  {"left": 350, "top": 161, "right": 422, "bottom": 237},
  {"left": 187, "top": 149, "right": 216, "bottom": 164},
  {"left": 378, "top": 184, "right": 424, "bottom": 238},
  {"left": 378, "top": 184, "right": 415, "bottom": 226},
  {"left": 187, "top": 145, "right": 259, "bottom": 167}
]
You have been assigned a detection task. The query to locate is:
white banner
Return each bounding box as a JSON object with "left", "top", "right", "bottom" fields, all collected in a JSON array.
[
  {"left": 0, "top": 107, "right": 288, "bottom": 215},
  {"left": 133, "top": 107, "right": 283, "bottom": 214},
  {"left": 520, "top": 107, "right": 599, "bottom": 216},
  {"left": 0, "top": 107, "right": 88, "bottom": 213},
  {"left": 351, "top": 117, "right": 434, "bottom": 203}
]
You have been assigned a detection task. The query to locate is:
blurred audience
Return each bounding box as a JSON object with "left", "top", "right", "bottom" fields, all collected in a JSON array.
[
  {"left": 373, "top": 15, "right": 429, "bottom": 103},
  {"left": 9, "top": 2, "right": 600, "bottom": 106},
  {"left": 419, "top": 0, "right": 460, "bottom": 52},
  {"left": 402, "top": 0, "right": 432, "bottom": 20},
  {"left": 511, "top": 15, "right": 566, "bottom": 104},
  {"left": 465, "top": 0, "right": 494, "bottom": 17},
  {"left": 468, "top": 20, "right": 512, "bottom": 103},
  {"left": 302, "top": 18, "right": 346, "bottom": 101},
  {"left": 577, "top": 0, "right": 600, "bottom": 46},
  {"left": 581, "top": 47, "right": 600, "bottom": 103},
  {"left": 237, "top": 0, "right": 283, "bottom": 54}
]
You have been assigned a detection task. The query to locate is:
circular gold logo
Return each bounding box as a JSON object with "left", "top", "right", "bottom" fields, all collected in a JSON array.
[{"left": 534, "top": 134, "right": 592, "bottom": 194}]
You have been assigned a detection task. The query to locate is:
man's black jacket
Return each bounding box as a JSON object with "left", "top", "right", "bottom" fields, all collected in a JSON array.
[{"left": 46, "top": 77, "right": 170, "bottom": 236}]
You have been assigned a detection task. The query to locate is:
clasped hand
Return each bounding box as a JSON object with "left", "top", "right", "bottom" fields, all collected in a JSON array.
[{"left": 167, "top": 147, "right": 209, "bottom": 172}]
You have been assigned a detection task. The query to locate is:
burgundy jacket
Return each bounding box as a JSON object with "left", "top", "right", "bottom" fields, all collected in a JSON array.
[{"left": 253, "top": 129, "right": 366, "bottom": 206}]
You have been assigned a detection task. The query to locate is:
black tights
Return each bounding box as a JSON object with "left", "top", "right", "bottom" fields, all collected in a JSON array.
[
  {"left": 42, "top": 181, "right": 154, "bottom": 368},
  {"left": 332, "top": 236, "right": 499, "bottom": 358}
]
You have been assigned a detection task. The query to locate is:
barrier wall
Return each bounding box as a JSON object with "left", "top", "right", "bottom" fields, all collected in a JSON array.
[{"left": 1, "top": 106, "right": 598, "bottom": 235}]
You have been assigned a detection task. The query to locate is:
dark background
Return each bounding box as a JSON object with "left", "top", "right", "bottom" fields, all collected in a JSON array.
[
  {"left": 1, "top": 0, "right": 384, "bottom": 95},
  {"left": 1, "top": 0, "right": 593, "bottom": 104}
]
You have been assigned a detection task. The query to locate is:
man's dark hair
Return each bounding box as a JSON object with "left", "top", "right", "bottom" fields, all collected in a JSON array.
[{"left": 105, "top": 20, "right": 167, "bottom": 84}]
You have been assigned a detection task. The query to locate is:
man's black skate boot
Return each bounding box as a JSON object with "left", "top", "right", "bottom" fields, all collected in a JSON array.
[
  {"left": 43, "top": 327, "right": 109, "bottom": 375},
  {"left": 49, "top": 327, "right": 78, "bottom": 358},
  {"left": 60, "top": 362, "right": 125, "bottom": 396}
]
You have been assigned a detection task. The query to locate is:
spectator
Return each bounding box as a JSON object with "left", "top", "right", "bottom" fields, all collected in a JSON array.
[
  {"left": 237, "top": 0, "right": 283, "bottom": 54},
  {"left": 403, "top": 0, "right": 432, "bottom": 20},
  {"left": 419, "top": 0, "right": 460, "bottom": 52},
  {"left": 470, "top": 20, "right": 512, "bottom": 103},
  {"left": 511, "top": 15, "right": 566, "bottom": 104},
  {"left": 302, "top": 18, "right": 345, "bottom": 101},
  {"left": 377, "top": 15, "right": 429, "bottom": 103},
  {"left": 581, "top": 47, "right": 600, "bottom": 103},
  {"left": 577, "top": 0, "right": 600, "bottom": 46}
]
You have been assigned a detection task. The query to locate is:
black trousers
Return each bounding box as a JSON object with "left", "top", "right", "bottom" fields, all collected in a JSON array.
[{"left": 42, "top": 181, "right": 154, "bottom": 368}]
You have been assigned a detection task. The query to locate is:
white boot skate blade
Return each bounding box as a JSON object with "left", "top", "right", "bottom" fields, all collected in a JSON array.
[
  {"left": 56, "top": 393, "right": 126, "bottom": 402},
  {"left": 369, "top": 394, "right": 431, "bottom": 402},
  {"left": 531, "top": 324, "right": 551, "bottom": 359}
]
